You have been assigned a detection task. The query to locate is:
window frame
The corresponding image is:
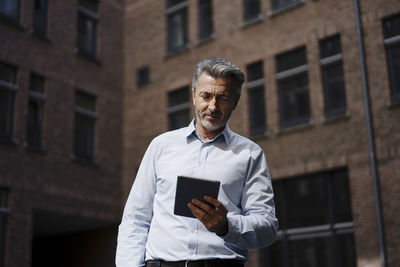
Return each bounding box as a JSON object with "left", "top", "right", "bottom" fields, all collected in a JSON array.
[
  {"left": 26, "top": 73, "right": 46, "bottom": 150},
  {"left": 272, "top": 0, "right": 302, "bottom": 12},
  {"left": 319, "top": 35, "right": 347, "bottom": 117},
  {"left": 198, "top": 0, "right": 214, "bottom": 41},
  {"left": 0, "top": 63, "right": 17, "bottom": 142},
  {"left": 73, "top": 90, "right": 97, "bottom": 161},
  {"left": 246, "top": 61, "right": 267, "bottom": 136},
  {"left": 382, "top": 14, "right": 400, "bottom": 103},
  {"left": 265, "top": 169, "right": 357, "bottom": 267},
  {"left": 33, "top": 0, "right": 49, "bottom": 37},
  {"left": 167, "top": 86, "right": 191, "bottom": 130},
  {"left": 243, "top": 0, "right": 261, "bottom": 22},
  {"left": 275, "top": 47, "right": 311, "bottom": 128},
  {"left": 77, "top": 0, "right": 99, "bottom": 59},
  {"left": 166, "top": 0, "right": 189, "bottom": 53}
]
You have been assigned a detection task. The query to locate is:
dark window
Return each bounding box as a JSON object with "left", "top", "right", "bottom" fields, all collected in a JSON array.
[
  {"left": 243, "top": 0, "right": 260, "bottom": 22},
  {"left": 383, "top": 14, "right": 400, "bottom": 102},
  {"left": 74, "top": 90, "right": 96, "bottom": 160},
  {"left": 0, "top": 0, "right": 20, "bottom": 22},
  {"left": 26, "top": 74, "right": 45, "bottom": 149},
  {"left": 276, "top": 47, "right": 310, "bottom": 128},
  {"left": 0, "top": 188, "right": 8, "bottom": 267},
  {"left": 166, "top": 0, "right": 188, "bottom": 52},
  {"left": 264, "top": 169, "right": 356, "bottom": 267},
  {"left": 198, "top": 0, "right": 213, "bottom": 40},
  {"left": 246, "top": 61, "right": 266, "bottom": 136},
  {"left": 319, "top": 35, "right": 347, "bottom": 117},
  {"left": 33, "top": 0, "right": 48, "bottom": 36},
  {"left": 272, "top": 0, "right": 300, "bottom": 11},
  {"left": 168, "top": 87, "right": 190, "bottom": 130},
  {"left": 137, "top": 66, "right": 150, "bottom": 88},
  {"left": 0, "top": 62, "right": 17, "bottom": 141},
  {"left": 77, "top": 0, "right": 98, "bottom": 58}
]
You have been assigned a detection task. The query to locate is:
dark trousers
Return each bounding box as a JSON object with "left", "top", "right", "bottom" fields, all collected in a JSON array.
[{"left": 145, "top": 259, "right": 245, "bottom": 267}]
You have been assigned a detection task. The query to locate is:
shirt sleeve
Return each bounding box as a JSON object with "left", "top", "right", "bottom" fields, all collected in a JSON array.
[
  {"left": 221, "top": 149, "right": 279, "bottom": 249},
  {"left": 116, "top": 139, "right": 159, "bottom": 267}
]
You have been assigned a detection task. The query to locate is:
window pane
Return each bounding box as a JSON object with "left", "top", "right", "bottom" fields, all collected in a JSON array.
[
  {"left": 75, "top": 91, "right": 96, "bottom": 111},
  {"left": 336, "top": 233, "right": 357, "bottom": 267},
  {"left": 74, "top": 113, "right": 95, "bottom": 160},
  {"left": 248, "top": 85, "right": 266, "bottom": 136},
  {"left": 0, "top": 0, "right": 20, "bottom": 19},
  {"left": 278, "top": 73, "right": 310, "bottom": 128},
  {"left": 320, "top": 35, "right": 341, "bottom": 59},
  {"left": 0, "top": 63, "right": 16, "bottom": 84},
  {"left": 78, "top": 14, "right": 97, "bottom": 56},
  {"left": 244, "top": 0, "right": 260, "bottom": 21},
  {"left": 30, "top": 74, "right": 45, "bottom": 93},
  {"left": 198, "top": 0, "right": 213, "bottom": 40},
  {"left": 332, "top": 170, "right": 353, "bottom": 222},
  {"left": 286, "top": 175, "right": 329, "bottom": 228},
  {"left": 168, "top": 87, "right": 189, "bottom": 107},
  {"left": 27, "top": 100, "right": 43, "bottom": 149},
  {"left": 290, "top": 236, "right": 335, "bottom": 267},
  {"left": 321, "top": 62, "right": 347, "bottom": 116},
  {"left": 167, "top": 9, "right": 188, "bottom": 51},
  {"left": 167, "top": 0, "right": 186, "bottom": 8},
  {"left": 79, "top": 0, "right": 98, "bottom": 12},
  {"left": 137, "top": 66, "right": 150, "bottom": 88},
  {"left": 168, "top": 109, "right": 189, "bottom": 130},
  {"left": 273, "top": 0, "right": 300, "bottom": 11},
  {"left": 386, "top": 45, "right": 400, "bottom": 100},
  {"left": 276, "top": 46, "right": 307, "bottom": 72},
  {"left": 0, "top": 89, "right": 14, "bottom": 138},
  {"left": 246, "top": 61, "right": 263, "bottom": 82},
  {"left": 383, "top": 14, "right": 400, "bottom": 39},
  {"left": 33, "top": 0, "right": 48, "bottom": 35}
]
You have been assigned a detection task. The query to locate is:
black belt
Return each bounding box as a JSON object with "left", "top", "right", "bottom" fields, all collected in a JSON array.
[{"left": 145, "top": 259, "right": 245, "bottom": 267}]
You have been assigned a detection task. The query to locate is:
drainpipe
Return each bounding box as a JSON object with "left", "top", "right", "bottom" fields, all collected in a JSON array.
[{"left": 353, "top": 0, "right": 387, "bottom": 266}]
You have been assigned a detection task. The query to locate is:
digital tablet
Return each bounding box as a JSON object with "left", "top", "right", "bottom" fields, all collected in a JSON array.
[{"left": 174, "top": 175, "right": 220, "bottom": 218}]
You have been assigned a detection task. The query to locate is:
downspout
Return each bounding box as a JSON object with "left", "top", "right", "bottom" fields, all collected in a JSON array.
[{"left": 353, "top": 0, "right": 387, "bottom": 266}]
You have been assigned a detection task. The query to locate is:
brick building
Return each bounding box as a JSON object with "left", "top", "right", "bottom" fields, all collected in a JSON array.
[
  {"left": 123, "top": 0, "right": 399, "bottom": 267},
  {"left": 0, "top": 0, "right": 124, "bottom": 267}
]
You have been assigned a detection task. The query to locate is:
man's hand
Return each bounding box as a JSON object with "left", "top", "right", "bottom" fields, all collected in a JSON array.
[{"left": 187, "top": 195, "right": 228, "bottom": 236}]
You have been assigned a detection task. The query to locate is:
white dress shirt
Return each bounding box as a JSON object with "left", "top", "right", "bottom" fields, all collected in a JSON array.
[{"left": 116, "top": 121, "right": 278, "bottom": 267}]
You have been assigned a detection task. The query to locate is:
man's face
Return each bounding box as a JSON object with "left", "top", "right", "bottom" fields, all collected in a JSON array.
[{"left": 192, "top": 73, "right": 239, "bottom": 133}]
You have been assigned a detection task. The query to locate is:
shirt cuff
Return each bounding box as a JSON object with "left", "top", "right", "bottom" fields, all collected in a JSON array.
[{"left": 218, "top": 213, "right": 240, "bottom": 244}]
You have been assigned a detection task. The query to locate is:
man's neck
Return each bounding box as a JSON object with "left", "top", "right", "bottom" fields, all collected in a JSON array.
[{"left": 194, "top": 121, "right": 224, "bottom": 142}]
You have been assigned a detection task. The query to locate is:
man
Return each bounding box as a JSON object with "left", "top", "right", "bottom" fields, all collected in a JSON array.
[{"left": 116, "top": 58, "right": 278, "bottom": 267}]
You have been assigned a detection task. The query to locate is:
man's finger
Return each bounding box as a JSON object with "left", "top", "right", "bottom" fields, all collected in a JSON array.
[{"left": 203, "top": 196, "right": 227, "bottom": 213}]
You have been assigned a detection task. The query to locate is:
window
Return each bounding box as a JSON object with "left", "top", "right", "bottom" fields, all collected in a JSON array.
[
  {"left": 243, "top": 0, "right": 260, "bottom": 22},
  {"left": 0, "top": 0, "right": 20, "bottom": 22},
  {"left": 265, "top": 169, "right": 356, "bottom": 267},
  {"left": 137, "top": 66, "right": 150, "bottom": 88},
  {"left": 26, "top": 74, "right": 45, "bottom": 149},
  {"left": 168, "top": 87, "right": 190, "bottom": 130},
  {"left": 0, "top": 62, "right": 17, "bottom": 141},
  {"left": 77, "top": 0, "right": 98, "bottom": 58},
  {"left": 0, "top": 188, "right": 9, "bottom": 267},
  {"left": 319, "top": 35, "right": 347, "bottom": 117},
  {"left": 74, "top": 90, "right": 96, "bottom": 161},
  {"left": 276, "top": 46, "right": 311, "bottom": 128},
  {"left": 272, "top": 0, "right": 301, "bottom": 11},
  {"left": 33, "top": 0, "right": 48, "bottom": 36},
  {"left": 166, "top": 0, "right": 188, "bottom": 53},
  {"left": 198, "top": 0, "right": 213, "bottom": 40},
  {"left": 246, "top": 61, "right": 266, "bottom": 136},
  {"left": 383, "top": 14, "right": 400, "bottom": 102}
]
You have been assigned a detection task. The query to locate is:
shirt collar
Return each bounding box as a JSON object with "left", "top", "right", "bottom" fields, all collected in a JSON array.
[{"left": 185, "top": 119, "right": 232, "bottom": 145}]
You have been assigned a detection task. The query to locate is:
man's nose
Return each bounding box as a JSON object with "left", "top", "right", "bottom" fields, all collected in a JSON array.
[{"left": 208, "top": 97, "right": 218, "bottom": 111}]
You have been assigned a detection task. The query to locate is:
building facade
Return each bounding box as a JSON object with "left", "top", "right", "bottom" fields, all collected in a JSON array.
[
  {"left": 123, "top": 0, "right": 400, "bottom": 267},
  {"left": 0, "top": 0, "right": 124, "bottom": 267}
]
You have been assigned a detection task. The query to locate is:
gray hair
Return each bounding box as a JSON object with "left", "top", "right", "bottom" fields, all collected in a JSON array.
[{"left": 192, "top": 58, "right": 245, "bottom": 98}]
